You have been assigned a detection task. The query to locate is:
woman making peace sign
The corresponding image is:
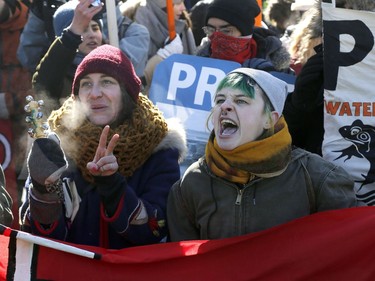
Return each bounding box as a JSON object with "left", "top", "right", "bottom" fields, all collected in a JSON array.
[{"left": 21, "top": 44, "right": 187, "bottom": 249}]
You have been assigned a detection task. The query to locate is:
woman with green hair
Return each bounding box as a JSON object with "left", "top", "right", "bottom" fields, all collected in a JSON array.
[{"left": 167, "top": 67, "right": 361, "bottom": 241}]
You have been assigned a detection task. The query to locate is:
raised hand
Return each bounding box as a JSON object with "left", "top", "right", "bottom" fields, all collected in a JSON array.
[
  {"left": 69, "top": 0, "right": 103, "bottom": 36},
  {"left": 86, "top": 125, "right": 120, "bottom": 177}
]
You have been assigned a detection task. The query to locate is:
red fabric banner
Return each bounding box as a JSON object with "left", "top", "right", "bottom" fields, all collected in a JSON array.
[
  {"left": 1, "top": 206, "right": 375, "bottom": 281},
  {"left": 0, "top": 235, "right": 9, "bottom": 281}
]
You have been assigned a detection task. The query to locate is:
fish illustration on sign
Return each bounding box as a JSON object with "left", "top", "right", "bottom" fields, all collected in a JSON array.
[{"left": 334, "top": 119, "right": 375, "bottom": 192}]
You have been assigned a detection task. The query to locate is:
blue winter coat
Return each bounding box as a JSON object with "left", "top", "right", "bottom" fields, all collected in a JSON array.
[{"left": 23, "top": 122, "right": 186, "bottom": 249}]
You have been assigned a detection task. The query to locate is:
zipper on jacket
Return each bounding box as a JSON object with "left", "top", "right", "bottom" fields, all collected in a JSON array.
[
  {"left": 235, "top": 185, "right": 257, "bottom": 206},
  {"left": 253, "top": 186, "right": 257, "bottom": 206},
  {"left": 235, "top": 189, "right": 243, "bottom": 205}
]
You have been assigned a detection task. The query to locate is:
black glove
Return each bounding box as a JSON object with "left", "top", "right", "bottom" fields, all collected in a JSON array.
[
  {"left": 291, "top": 44, "right": 324, "bottom": 112},
  {"left": 242, "top": 58, "right": 276, "bottom": 72}
]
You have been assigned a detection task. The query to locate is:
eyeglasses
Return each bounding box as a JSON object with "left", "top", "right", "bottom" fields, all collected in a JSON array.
[{"left": 202, "top": 25, "right": 236, "bottom": 37}]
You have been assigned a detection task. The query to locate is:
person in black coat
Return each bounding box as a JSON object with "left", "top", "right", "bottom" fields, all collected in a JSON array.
[{"left": 283, "top": 44, "right": 324, "bottom": 155}]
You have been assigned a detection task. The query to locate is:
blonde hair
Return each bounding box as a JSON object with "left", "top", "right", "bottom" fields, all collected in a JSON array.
[{"left": 288, "top": 0, "right": 322, "bottom": 66}]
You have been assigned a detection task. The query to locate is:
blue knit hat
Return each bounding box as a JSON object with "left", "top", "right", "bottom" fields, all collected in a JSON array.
[{"left": 53, "top": 0, "right": 103, "bottom": 37}]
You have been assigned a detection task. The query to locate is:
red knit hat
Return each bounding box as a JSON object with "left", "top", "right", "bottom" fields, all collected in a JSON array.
[{"left": 72, "top": 44, "right": 141, "bottom": 102}]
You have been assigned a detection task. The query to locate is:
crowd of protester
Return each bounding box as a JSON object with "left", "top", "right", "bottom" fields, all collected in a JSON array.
[{"left": 1, "top": 0, "right": 374, "bottom": 251}]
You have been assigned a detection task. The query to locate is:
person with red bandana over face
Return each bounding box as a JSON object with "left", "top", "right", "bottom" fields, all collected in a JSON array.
[{"left": 196, "top": 0, "right": 292, "bottom": 73}]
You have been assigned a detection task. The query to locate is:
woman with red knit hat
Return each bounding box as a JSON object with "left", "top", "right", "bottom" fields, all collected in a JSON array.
[{"left": 21, "top": 44, "right": 187, "bottom": 249}]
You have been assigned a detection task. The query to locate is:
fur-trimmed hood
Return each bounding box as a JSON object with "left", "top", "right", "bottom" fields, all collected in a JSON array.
[{"left": 154, "top": 118, "right": 187, "bottom": 163}]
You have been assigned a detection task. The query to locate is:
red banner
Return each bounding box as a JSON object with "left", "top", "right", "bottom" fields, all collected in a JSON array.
[{"left": 1, "top": 206, "right": 375, "bottom": 281}]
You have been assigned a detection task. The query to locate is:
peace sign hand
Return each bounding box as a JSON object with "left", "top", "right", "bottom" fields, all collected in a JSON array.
[{"left": 87, "top": 125, "right": 120, "bottom": 177}]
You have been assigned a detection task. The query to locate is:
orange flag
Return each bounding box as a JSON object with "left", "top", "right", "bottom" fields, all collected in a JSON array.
[{"left": 255, "top": 0, "right": 262, "bottom": 27}]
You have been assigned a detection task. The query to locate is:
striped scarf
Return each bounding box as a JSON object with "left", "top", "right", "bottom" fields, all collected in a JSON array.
[{"left": 205, "top": 116, "right": 292, "bottom": 184}]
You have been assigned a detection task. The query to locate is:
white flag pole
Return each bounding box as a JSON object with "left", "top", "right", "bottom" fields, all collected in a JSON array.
[{"left": 105, "top": 0, "right": 119, "bottom": 47}]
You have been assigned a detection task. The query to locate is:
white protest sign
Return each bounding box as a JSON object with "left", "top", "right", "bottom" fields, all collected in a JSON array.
[{"left": 322, "top": 3, "right": 375, "bottom": 205}]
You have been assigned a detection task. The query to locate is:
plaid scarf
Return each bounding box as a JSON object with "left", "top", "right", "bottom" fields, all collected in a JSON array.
[
  {"left": 48, "top": 94, "right": 168, "bottom": 183},
  {"left": 205, "top": 116, "right": 292, "bottom": 184}
]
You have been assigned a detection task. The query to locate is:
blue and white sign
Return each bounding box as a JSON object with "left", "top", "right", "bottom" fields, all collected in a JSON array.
[
  {"left": 149, "top": 55, "right": 240, "bottom": 172},
  {"left": 149, "top": 54, "right": 241, "bottom": 142},
  {"left": 149, "top": 54, "right": 295, "bottom": 173}
]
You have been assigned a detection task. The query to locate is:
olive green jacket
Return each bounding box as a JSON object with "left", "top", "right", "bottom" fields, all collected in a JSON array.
[{"left": 167, "top": 147, "right": 361, "bottom": 241}]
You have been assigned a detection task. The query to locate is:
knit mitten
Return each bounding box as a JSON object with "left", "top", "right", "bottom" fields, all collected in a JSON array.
[{"left": 27, "top": 133, "right": 68, "bottom": 224}]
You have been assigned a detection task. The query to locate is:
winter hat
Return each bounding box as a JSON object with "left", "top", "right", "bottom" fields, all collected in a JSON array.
[
  {"left": 230, "top": 68, "right": 288, "bottom": 117},
  {"left": 72, "top": 44, "right": 141, "bottom": 102},
  {"left": 153, "top": 0, "right": 183, "bottom": 9},
  {"left": 53, "top": 0, "right": 103, "bottom": 37},
  {"left": 205, "top": 0, "right": 260, "bottom": 36}
]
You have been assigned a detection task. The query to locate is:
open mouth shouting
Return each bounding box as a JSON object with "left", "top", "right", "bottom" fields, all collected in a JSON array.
[{"left": 220, "top": 118, "right": 238, "bottom": 136}]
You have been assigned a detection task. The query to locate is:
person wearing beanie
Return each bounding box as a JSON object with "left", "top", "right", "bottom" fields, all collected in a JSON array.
[
  {"left": 53, "top": 0, "right": 104, "bottom": 38},
  {"left": 18, "top": 0, "right": 150, "bottom": 83},
  {"left": 167, "top": 67, "right": 361, "bottom": 242},
  {"left": 20, "top": 44, "right": 187, "bottom": 249},
  {"left": 196, "top": 0, "right": 292, "bottom": 73},
  {"left": 31, "top": 0, "right": 105, "bottom": 113},
  {"left": 121, "top": 0, "right": 197, "bottom": 94}
]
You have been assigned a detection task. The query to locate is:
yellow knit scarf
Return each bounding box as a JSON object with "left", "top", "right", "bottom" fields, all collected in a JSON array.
[
  {"left": 48, "top": 94, "right": 168, "bottom": 183},
  {"left": 205, "top": 116, "right": 292, "bottom": 184}
]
